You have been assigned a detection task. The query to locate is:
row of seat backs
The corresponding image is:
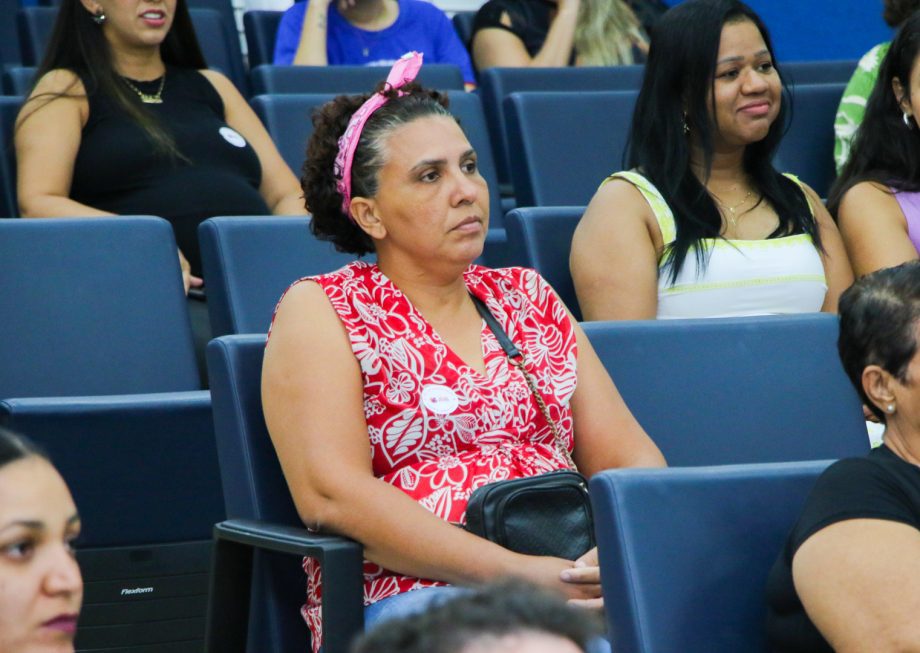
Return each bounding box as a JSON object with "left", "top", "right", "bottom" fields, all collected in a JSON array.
[
  {"left": 505, "top": 82, "right": 846, "bottom": 206},
  {"left": 206, "top": 309, "right": 867, "bottom": 652},
  {"left": 0, "top": 216, "right": 867, "bottom": 652},
  {"left": 14, "top": 6, "right": 247, "bottom": 93},
  {"left": 0, "top": 217, "right": 223, "bottom": 651}
]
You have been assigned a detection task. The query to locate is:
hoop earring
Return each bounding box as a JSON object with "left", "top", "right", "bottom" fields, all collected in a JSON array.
[
  {"left": 904, "top": 111, "right": 913, "bottom": 129},
  {"left": 92, "top": 9, "right": 106, "bottom": 25}
]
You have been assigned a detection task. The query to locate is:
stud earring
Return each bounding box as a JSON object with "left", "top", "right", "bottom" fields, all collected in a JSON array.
[
  {"left": 92, "top": 8, "right": 106, "bottom": 25},
  {"left": 904, "top": 111, "right": 913, "bottom": 128},
  {"left": 887, "top": 403, "right": 896, "bottom": 414}
]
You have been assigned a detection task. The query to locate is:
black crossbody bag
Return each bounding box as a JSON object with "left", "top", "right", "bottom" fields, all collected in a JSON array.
[{"left": 463, "top": 295, "right": 595, "bottom": 561}]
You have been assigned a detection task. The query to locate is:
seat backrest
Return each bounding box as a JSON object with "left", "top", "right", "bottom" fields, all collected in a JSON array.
[
  {"left": 16, "top": 7, "right": 55, "bottom": 66},
  {"left": 478, "top": 66, "right": 644, "bottom": 184},
  {"left": 452, "top": 11, "right": 476, "bottom": 49},
  {"left": 0, "top": 0, "right": 22, "bottom": 66},
  {"left": 0, "top": 96, "right": 21, "bottom": 218},
  {"left": 504, "top": 90, "right": 637, "bottom": 206},
  {"left": 248, "top": 63, "right": 466, "bottom": 95},
  {"left": 250, "top": 91, "right": 503, "bottom": 224},
  {"left": 207, "top": 334, "right": 311, "bottom": 652},
  {"left": 2, "top": 65, "right": 35, "bottom": 95},
  {"left": 199, "top": 217, "right": 366, "bottom": 336},
  {"left": 503, "top": 207, "right": 584, "bottom": 319},
  {"left": 582, "top": 314, "right": 869, "bottom": 466},
  {"left": 243, "top": 10, "right": 283, "bottom": 69},
  {"left": 774, "top": 82, "right": 845, "bottom": 198},
  {"left": 190, "top": 7, "right": 248, "bottom": 95},
  {"left": 591, "top": 460, "right": 831, "bottom": 653},
  {"left": 782, "top": 59, "right": 857, "bottom": 86},
  {"left": 0, "top": 217, "right": 200, "bottom": 397}
]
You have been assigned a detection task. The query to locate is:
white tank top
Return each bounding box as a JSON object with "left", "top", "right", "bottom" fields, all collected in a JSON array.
[{"left": 607, "top": 171, "right": 828, "bottom": 319}]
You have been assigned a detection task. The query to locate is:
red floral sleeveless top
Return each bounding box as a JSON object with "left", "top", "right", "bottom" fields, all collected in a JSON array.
[{"left": 275, "top": 262, "right": 578, "bottom": 652}]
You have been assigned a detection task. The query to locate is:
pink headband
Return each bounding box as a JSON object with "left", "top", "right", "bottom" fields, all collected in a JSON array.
[{"left": 333, "top": 51, "right": 424, "bottom": 218}]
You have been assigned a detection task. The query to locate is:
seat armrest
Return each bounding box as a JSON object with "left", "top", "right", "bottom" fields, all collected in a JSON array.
[{"left": 206, "top": 518, "right": 364, "bottom": 653}]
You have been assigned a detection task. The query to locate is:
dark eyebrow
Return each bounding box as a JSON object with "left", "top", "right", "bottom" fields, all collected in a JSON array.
[
  {"left": 409, "top": 149, "right": 478, "bottom": 173},
  {"left": 0, "top": 513, "right": 80, "bottom": 536},
  {"left": 716, "top": 49, "right": 770, "bottom": 65}
]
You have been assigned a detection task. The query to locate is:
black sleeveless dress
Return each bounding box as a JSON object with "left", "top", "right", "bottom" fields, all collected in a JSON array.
[{"left": 70, "top": 67, "right": 269, "bottom": 276}]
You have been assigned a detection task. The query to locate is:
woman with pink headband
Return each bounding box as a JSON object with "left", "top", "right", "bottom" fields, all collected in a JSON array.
[{"left": 262, "top": 52, "right": 664, "bottom": 651}]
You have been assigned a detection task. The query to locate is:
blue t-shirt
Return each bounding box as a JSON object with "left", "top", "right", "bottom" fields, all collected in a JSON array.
[{"left": 273, "top": 0, "right": 476, "bottom": 85}]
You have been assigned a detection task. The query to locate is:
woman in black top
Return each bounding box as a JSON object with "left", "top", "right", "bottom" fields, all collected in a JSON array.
[
  {"left": 15, "top": 0, "right": 306, "bottom": 291},
  {"left": 765, "top": 260, "right": 920, "bottom": 652},
  {"left": 470, "top": 0, "right": 654, "bottom": 70}
]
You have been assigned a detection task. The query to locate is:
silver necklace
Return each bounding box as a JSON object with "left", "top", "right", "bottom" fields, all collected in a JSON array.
[{"left": 121, "top": 74, "right": 166, "bottom": 104}]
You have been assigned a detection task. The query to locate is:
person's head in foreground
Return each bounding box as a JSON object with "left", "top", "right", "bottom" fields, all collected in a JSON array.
[
  {"left": 839, "top": 260, "right": 920, "bottom": 428},
  {"left": 350, "top": 580, "right": 602, "bottom": 653},
  {"left": 302, "top": 51, "right": 489, "bottom": 268},
  {"left": 0, "top": 428, "right": 82, "bottom": 653}
]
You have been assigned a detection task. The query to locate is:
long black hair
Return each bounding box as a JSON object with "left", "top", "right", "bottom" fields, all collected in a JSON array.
[
  {"left": 827, "top": 11, "right": 920, "bottom": 216},
  {"left": 627, "top": 0, "right": 818, "bottom": 282},
  {"left": 19, "top": 0, "right": 207, "bottom": 154}
]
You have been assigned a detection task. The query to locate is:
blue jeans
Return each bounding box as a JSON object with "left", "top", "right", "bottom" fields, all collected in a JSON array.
[{"left": 362, "top": 586, "right": 612, "bottom": 653}]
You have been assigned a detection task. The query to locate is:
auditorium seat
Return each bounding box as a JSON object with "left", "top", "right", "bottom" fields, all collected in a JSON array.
[
  {"left": 249, "top": 62, "right": 466, "bottom": 95},
  {"left": 2, "top": 65, "right": 35, "bottom": 95},
  {"left": 206, "top": 335, "right": 363, "bottom": 653},
  {"left": 0, "top": 0, "right": 22, "bottom": 66},
  {"left": 782, "top": 59, "right": 857, "bottom": 86},
  {"left": 0, "top": 96, "right": 21, "bottom": 217},
  {"left": 250, "top": 90, "right": 504, "bottom": 226},
  {"left": 0, "top": 217, "right": 224, "bottom": 652},
  {"left": 504, "top": 90, "right": 637, "bottom": 207},
  {"left": 243, "top": 10, "right": 283, "bottom": 70},
  {"left": 199, "top": 216, "right": 366, "bottom": 337},
  {"left": 478, "top": 66, "right": 644, "bottom": 184},
  {"left": 774, "top": 82, "right": 846, "bottom": 198},
  {"left": 452, "top": 11, "right": 476, "bottom": 49},
  {"left": 503, "top": 207, "right": 583, "bottom": 319},
  {"left": 591, "top": 460, "right": 830, "bottom": 653},
  {"left": 582, "top": 314, "right": 869, "bottom": 466}
]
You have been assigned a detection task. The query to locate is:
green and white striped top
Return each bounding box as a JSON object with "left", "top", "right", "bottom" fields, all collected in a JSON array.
[{"left": 604, "top": 171, "right": 828, "bottom": 319}]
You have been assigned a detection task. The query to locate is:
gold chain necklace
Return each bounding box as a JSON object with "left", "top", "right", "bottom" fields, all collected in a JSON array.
[
  {"left": 712, "top": 189, "right": 754, "bottom": 228},
  {"left": 121, "top": 74, "right": 166, "bottom": 104}
]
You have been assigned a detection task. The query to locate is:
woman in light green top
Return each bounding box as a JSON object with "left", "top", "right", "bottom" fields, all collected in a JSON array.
[
  {"left": 834, "top": 0, "right": 920, "bottom": 173},
  {"left": 571, "top": 0, "right": 852, "bottom": 321}
]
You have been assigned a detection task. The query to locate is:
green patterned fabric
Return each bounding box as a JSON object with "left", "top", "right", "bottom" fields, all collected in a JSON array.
[{"left": 834, "top": 42, "right": 889, "bottom": 174}]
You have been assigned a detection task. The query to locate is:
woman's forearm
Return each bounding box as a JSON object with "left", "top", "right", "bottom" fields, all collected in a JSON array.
[
  {"left": 293, "top": 0, "right": 332, "bottom": 66},
  {"left": 530, "top": 0, "right": 580, "bottom": 67},
  {"left": 19, "top": 194, "right": 114, "bottom": 218}
]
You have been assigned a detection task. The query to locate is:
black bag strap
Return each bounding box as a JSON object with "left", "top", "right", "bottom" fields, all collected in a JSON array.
[{"left": 470, "top": 294, "right": 576, "bottom": 470}]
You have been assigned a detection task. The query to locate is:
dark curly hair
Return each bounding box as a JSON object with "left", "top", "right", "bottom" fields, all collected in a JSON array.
[
  {"left": 302, "top": 82, "right": 452, "bottom": 255},
  {"left": 884, "top": 0, "right": 920, "bottom": 27},
  {"left": 838, "top": 261, "right": 920, "bottom": 422}
]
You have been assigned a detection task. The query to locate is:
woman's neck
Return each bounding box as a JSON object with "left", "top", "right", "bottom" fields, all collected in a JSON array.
[
  {"left": 343, "top": 0, "right": 397, "bottom": 30},
  {"left": 690, "top": 143, "right": 749, "bottom": 192},
  {"left": 882, "top": 424, "right": 920, "bottom": 467},
  {"left": 112, "top": 48, "right": 167, "bottom": 81},
  {"left": 377, "top": 255, "right": 473, "bottom": 319}
]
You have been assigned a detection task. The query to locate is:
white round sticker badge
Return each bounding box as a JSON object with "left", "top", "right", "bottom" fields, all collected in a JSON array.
[
  {"left": 219, "top": 126, "right": 247, "bottom": 148},
  {"left": 421, "top": 385, "right": 459, "bottom": 415}
]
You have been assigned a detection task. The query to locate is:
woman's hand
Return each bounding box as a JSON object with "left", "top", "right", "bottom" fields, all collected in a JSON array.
[
  {"left": 561, "top": 547, "right": 604, "bottom": 610},
  {"left": 178, "top": 249, "right": 203, "bottom": 295}
]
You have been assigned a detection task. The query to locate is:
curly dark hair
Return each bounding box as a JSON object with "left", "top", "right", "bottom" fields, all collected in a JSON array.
[
  {"left": 350, "top": 580, "right": 602, "bottom": 653},
  {"left": 302, "top": 82, "right": 452, "bottom": 255},
  {"left": 884, "top": 0, "right": 920, "bottom": 27}
]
